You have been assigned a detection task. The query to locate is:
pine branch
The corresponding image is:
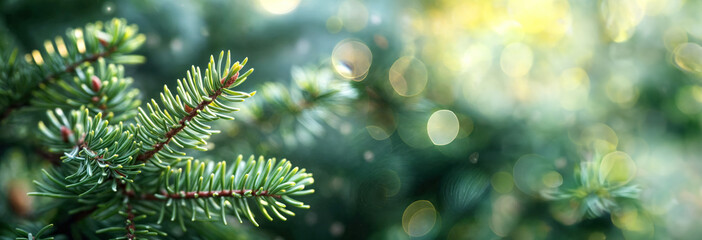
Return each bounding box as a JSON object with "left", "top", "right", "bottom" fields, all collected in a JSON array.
[
  {"left": 134, "top": 71, "right": 237, "bottom": 163},
  {"left": 132, "top": 155, "right": 314, "bottom": 228},
  {"left": 125, "top": 189, "right": 280, "bottom": 201},
  {"left": 32, "top": 59, "right": 141, "bottom": 122},
  {"left": 42, "top": 45, "right": 117, "bottom": 82},
  {"left": 0, "top": 18, "right": 144, "bottom": 122},
  {"left": 241, "top": 65, "right": 357, "bottom": 147},
  {"left": 12, "top": 224, "right": 55, "bottom": 240},
  {"left": 132, "top": 51, "right": 254, "bottom": 165},
  {"left": 32, "top": 108, "right": 141, "bottom": 201},
  {"left": 0, "top": 48, "right": 42, "bottom": 122},
  {"left": 37, "top": 108, "right": 140, "bottom": 180},
  {"left": 2, "top": 47, "right": 115, "bottom": 118}
]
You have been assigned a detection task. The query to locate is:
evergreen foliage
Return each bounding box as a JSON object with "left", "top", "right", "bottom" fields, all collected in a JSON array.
[
  {"left": 0, "top": 18, "right": 313, "bottom": 239},
  {"left": 241, "top": 65, "right": 356, "bottom": 147}
]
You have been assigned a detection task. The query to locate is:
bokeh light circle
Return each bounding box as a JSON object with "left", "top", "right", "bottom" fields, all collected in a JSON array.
[
  {"left": 674, "top": 43, "right": 702, "bottom": 74},
  {"left": 332, "top": 40, "right": 373, "bottom": 81},
  {"left": 427, "top": 110, "right": 460, "bottom": 146},
  {"left": 259, "top": 0, "right": 301, "bottom": 15},
  {"left": 500, "top": 42, "right": 533, "bottom": 77},
  {"left": 402, "top": 200, "right": 437, "bottom": 237},
  {"left": 338, "top": 0, "right": 369, "bottom": 32},
  {"left": 600, "top": 151, "right": 637, "bottom": 184},
  {"left": 389, "top": 56, "right": 429, "bottom": 96},
  {"left": 491, "top": 171, "right": 514, "bottom": 194}
]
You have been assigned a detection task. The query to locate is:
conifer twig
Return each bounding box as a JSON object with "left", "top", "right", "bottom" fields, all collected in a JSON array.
[
  {"left": 124, "top": 189, "right": 280, "bottom": 200},
  {"left": 1, "top": 46, "right": 117, "bottom": 121},
  {"left": 135, "top": 72, "right": 240, "bottom": 163}
]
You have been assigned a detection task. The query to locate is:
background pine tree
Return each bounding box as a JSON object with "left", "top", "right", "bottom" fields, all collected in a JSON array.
[{"left": 2, "top": 0, "right": 702, "bottom": 239}]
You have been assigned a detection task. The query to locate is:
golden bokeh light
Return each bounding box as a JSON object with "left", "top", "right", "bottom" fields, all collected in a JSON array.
[
  {"left": 507, "top": 0, "right": 571, "bottom": 44},
  {"left": 331, "top": 40, "right": 372, "bottom": 81},
  {"left": 600, "top": 151, "right": 637, "bottom": 185},
  {"left": 259, "top": 0, "right": 301, "bottom": 15},
  {"left": 674, "top": 42, "right": 702, "bottom": 74},
  {"left": 542, "top": 171, "right": 563, "bottom": 188},
  {"left": 427, "top": 110, "right": 459, "bottom": 146},
  {"left": 491, "top": 171, "right": 514, "bottom": 194},
  {"left": 600, "top": 0, "right": 646, "bottom": 43},
  {"left": 663, "top": 28, "right": 688, "bottom": 52},
  {"left": 402, "top": 200, "right": 437, "bottom": 237},
  {"left": 389, "top": 56, "right": 428, "bottom": 97},
  {"left": 338, "top": 0, "right": 368, "bottom": 32},
  {"left": 490, "top": 195, "right": 519, "bottom": 237}
]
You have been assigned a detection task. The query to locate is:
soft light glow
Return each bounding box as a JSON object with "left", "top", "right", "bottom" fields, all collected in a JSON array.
[
  {"left": 542, "top": 171, "right": 563, "bottom": 188},
  {"left": 331, "top": 40, "right": 372, "bottom": 81},
  {"left": 389, "top": 56, "right": 428, "bottom": 96},
  {"left": 326, "top": 16, "right": 343, "bottom": 33},
  {"left": 559, "top": 68, "right": 590, "bottom": 110},
  {"left": 260, "top": 0, "right": 301, "bottom": 15},
  {"left": 338, "top": 0, "right": 369, "bottom": 32},
  {"left": 600, "top": 151, "right": 637, "bottom": 184},
  {"left": 600, "top": 0, "right": 646, "bottom": 42},
  {"left": 402, "top": 200, "right": 437, "bottom": 237},
  {"left": 366, "top": 125, "right": 391, "bottom": 140},
  {"left": 491, "top": 171, "right": 514, "bottom": 193},
  {"left": 500, "top": 42, "right": 533, "bottom": 78},
  {"left": 674, "top": 43, "right": 702, "bottom": 74},
  {"left": 427, "top": 110, "right": 459, "bottom": 145}
]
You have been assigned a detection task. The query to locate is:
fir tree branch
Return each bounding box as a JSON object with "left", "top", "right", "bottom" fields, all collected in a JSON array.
[
  {"left": 0, "top": 48, "right": 117, "bottom": 120},
  {"left": 0, "top": 18, "right": 144, "bottom": 122},
  {"left": 125, "top": 189, "right": 280, "bottom": 201},
  {"left": 32, "top": 59, "right": 141, "bottom": 122},
  {"left": 132, "top": 51, "right": 254, "bottom": 165},
  {"left": 135, "top": 71, "right": 240, "bottom": 163},
  {"left": 136, "top": 155, "right": 314, "bottom": 228},
  {"left": 43, "top": 45, "right": 116, "bottom": 82}
]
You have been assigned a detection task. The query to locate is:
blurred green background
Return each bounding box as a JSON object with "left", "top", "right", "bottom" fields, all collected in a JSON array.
[{"left": 2, "top": 0, "right": 702, "bottom": 239}]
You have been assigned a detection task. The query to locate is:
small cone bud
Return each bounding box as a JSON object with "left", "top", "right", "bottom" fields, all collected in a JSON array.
[
  {"left": 222, "top": 71, "right": 240, "bottom": 87},
  {"left": 91, "top": 75, "right": 102, "bottom": 92},
  {"left": 92, "top": 96, "right": 100, "bottom": 102},
  {"left": 99, "top": 38, "right": 109, "bottom": 47},
  {"left": 184, "top": 105, "right": 193, "bottom": 113},
  {"left": 60, "top": 126, "right": 72, "bottom": 143}
]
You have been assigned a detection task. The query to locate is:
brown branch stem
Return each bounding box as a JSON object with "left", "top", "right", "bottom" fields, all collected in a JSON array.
[
  {"left": 124, "top": 189, "right": 280, "bottom": 201},
  {"left": 125, "top": 201, "right": 136, "bottom": 240}
]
